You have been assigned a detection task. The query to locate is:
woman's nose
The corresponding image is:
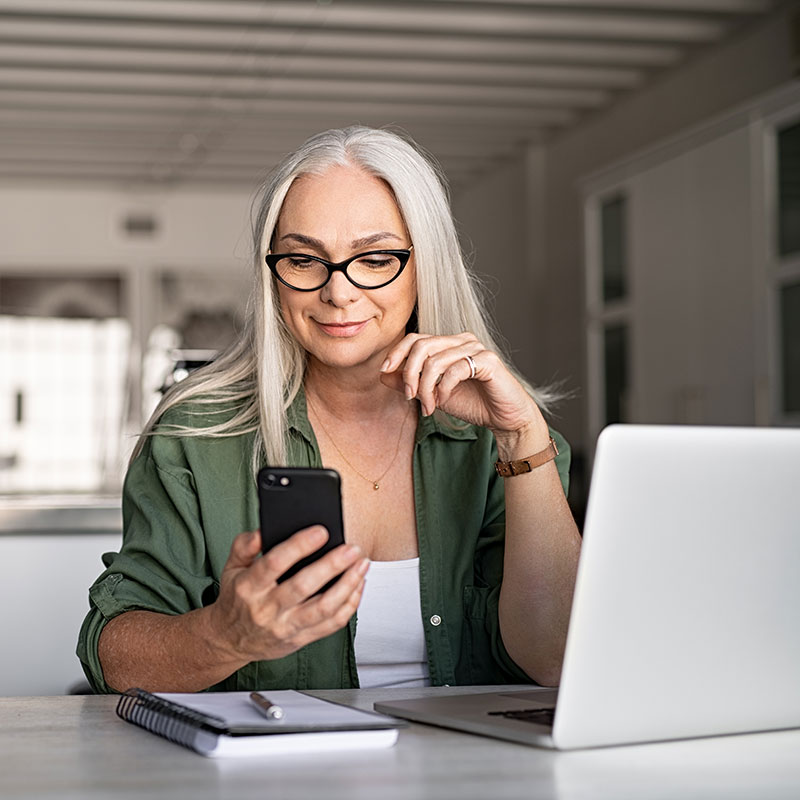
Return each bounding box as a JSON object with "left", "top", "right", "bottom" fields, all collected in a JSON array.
[{"left": 319, "top": 269, "right": 360, "bottom": 306}]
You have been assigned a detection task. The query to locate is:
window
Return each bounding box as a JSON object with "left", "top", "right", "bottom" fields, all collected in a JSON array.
[
  {"left": 779, "top": 281, "right": 800, "bottom": 414},
  {"left": 778, "top": 121, "right": 800, "bottom": 257},
  {"left": 603, "top": 324, "right": 629, "bottom": 426},
  {"left": 585, "top": 189, "right": 633, "bottom": 444},
  {"left": 773, "top": 117, "right": 800, "bottom": 424},
  {"left": 601, "top": 196, "right": 628, "bottom": 303},
  {"left": 0, "top": 275, "right": 129, "bottom": 493}
]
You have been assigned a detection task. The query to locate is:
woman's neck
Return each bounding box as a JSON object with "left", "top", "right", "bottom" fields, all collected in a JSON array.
[{"left": 304, "top": 359, "right": 406, "bottom": 423}]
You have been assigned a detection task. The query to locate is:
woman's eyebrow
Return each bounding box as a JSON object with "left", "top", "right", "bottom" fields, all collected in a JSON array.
[
  {"left": 278, "top": 232, "right": 403, "bottom": 250},
  {"left": 278, "top": 233, "right": 325, "bottom": 249},
  {"left": 350, "top": 232, "right": 404, "bottom": 249}
]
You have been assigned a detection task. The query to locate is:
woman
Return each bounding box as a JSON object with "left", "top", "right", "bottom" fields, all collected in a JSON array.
[{"left": 78, "top": 126, "right": 581, "bottom": 693}]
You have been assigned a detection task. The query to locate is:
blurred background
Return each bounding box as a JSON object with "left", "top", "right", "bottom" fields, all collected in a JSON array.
[{"left": 0, "top": 0, "right": 797, "bottom": 694}]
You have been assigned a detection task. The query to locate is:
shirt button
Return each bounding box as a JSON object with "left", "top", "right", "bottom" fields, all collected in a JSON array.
[{"left": 430, "top": 614, "right": 442, "bottom": 626}]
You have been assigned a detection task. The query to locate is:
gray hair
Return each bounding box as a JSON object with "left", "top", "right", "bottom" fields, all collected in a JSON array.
[{"left": 134, "top": 126, "right": 556, "bottom": 468}]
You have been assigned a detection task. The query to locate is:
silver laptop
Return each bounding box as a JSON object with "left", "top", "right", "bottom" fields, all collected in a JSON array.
[{"left": 375, "top": 424, "right": 800, "bottom": 749}]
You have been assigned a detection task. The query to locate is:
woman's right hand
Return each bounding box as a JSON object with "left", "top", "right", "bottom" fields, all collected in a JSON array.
[{"left": 209, "top": 527, "right": 369, "bottom": 664}]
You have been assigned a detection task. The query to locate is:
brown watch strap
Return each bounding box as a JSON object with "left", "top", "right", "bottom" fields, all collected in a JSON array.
[{"left": 495, "top": 436, "right": 559, "bottom": 477}]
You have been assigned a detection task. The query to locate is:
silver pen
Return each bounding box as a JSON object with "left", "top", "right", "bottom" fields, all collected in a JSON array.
[{"left": 249, "top": 691, "right": 285, "bottom": 720}]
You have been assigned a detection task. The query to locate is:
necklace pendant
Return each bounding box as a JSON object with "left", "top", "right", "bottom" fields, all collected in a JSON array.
[{"left": 373, "top": 482, "right": 380, "bottom": 490}]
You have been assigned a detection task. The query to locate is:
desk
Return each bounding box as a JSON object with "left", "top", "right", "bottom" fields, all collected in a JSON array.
[{"left": 1, "top": 688, "right": 799, "bottom": 800}]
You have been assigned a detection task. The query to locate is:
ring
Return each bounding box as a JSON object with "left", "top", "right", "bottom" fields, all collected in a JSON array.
[{"left": 464, "top": 354, "right": 477, "bottom": 380}]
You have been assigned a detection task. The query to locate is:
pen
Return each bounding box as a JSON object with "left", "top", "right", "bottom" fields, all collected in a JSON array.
[{"left": 249, "top": 691, "right": 285, "bottom": 721}]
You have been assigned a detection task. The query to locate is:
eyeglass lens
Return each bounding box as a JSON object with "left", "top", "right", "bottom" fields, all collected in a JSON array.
[{"left": 274, "top": 253, "right": 403, "bottom": 290}]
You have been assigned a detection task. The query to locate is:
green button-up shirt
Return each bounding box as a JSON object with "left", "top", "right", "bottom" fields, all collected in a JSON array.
[{"left": 77, "top": 390, "right": 570, "bottom": 693}]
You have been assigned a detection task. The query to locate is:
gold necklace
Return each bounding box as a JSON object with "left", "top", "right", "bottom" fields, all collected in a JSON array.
[{"left": 307, "top": 395, "right": 413, "bottom": 491}]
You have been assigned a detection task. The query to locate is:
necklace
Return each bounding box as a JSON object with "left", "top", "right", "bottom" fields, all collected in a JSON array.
[{"left": 307, "top": 395, "right": 413, "bottom": 491}]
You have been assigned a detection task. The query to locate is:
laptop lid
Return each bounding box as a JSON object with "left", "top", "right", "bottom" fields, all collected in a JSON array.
[
  {"left": 554, "top": 424, "right": 800, "bottom": 748},
  {"left": 376, "top": 425, "right": 800, "bottom": 750}
]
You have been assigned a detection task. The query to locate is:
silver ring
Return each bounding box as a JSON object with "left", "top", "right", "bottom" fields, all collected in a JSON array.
[{"left": 464, "top": 354, "right": 477, "bottom": 380}]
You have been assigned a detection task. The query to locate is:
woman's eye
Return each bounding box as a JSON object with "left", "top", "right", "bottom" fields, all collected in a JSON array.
[{"left": 288, "top": 257, "right": 315, "bottom": 268}]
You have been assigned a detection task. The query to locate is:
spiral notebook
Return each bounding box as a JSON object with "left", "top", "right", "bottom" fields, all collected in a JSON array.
[{"left": 116, "top": 688, "right": 403, "bottom": 757}]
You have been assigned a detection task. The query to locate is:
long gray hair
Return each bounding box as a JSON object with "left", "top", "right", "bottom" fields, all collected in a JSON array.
[{"left": 134, "top": 126, "right": 556, "bottom": 469}]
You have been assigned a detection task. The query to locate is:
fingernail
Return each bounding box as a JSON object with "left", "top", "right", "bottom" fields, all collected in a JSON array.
[
  {"left": 380, "top": 358, "right": 390, "bottom": 372},
  {"left": 405, "top": 384, "right": 413, "bottom": 399},
  {"left": 358, "top": 558, "right": 370, "bottom": 575}
]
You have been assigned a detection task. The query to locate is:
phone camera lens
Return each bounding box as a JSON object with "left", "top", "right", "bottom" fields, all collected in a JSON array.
[{"left": 266, "top": 473, "right": 276, "bottom": 485}]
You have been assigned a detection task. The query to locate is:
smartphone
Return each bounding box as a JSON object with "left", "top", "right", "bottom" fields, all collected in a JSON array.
[{"left": 257, "top": 466, "right": 345, "bottom": 588}]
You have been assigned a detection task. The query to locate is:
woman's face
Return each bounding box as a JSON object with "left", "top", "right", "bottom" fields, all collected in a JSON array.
[{"left": 272, "top": 164, "right": 417, "bottom": 373}]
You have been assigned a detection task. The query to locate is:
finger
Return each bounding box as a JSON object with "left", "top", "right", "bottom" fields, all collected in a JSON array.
[
  {"left": 293, "top": 558, "right": 370, "bottom": 630},
  {"left": 273, "top": 562, "right": 368, "bottom": 655},
  {"left": 288, "top": 576, "right": 368, "bottom": 651},
  {"left": 401, "top": 333, "right": 477, "bottom": 402},
  {"left": 416, "top": 341, "right": 482, "bottom": 416},
  {"left": 256, "top": 525, "right": 330, "bottom": 584},
  {"left": 274, "top": 543, "right": 364, "bottom": 605},
  {"left": 380, "top": 333, "right": 427, "bottom": 375},
  {"left": 379, "top": 366, "right": 406, "bottom": 395},
  {"left": 225, "top": 530, "right": 264, "bottom": 571},
  {"left": 432, "top": 347, "right": 486, "bottom": 409}
]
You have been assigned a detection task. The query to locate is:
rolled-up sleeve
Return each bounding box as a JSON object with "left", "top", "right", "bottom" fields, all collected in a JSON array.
[
  {"left": 76, "top": 433, "right": 217, "bottom": 693},
  {"left": 465, "top": 428, "right": 571, "bottom": 683}
]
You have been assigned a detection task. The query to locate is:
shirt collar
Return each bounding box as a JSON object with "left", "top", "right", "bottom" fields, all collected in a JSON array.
[{"left": 287, "top": 385, "right": 314, "bottom": 444}]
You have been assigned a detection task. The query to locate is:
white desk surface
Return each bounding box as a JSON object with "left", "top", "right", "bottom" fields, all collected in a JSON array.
[{"left": 1, "top": 687, "right": 799, "bottom": 800}]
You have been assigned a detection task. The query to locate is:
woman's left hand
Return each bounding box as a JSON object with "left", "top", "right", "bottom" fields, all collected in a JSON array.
[{"left": 380, "top": 332, "right": 545, "bottom": 440}]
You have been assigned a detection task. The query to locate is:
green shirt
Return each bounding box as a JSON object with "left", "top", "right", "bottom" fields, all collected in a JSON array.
[{"left": 77, "top": 390, "right": 570, "bottom": 693}]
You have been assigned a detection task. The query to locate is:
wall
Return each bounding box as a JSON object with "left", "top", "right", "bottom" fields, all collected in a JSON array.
[
  {"left": 0, "top": 532, "right": 122, "bottom": 695},
  {"left": 451, "top": 154, "right": 532, "bottom": 378},
  {"left": 0, "top": 185, "right": 253, "bottom": 267},
  {"left": 454, "top": 4, "right": 796, "bottom": 467},
  {"left": 541, "top": 5, "right": 796, "bottom": 455}
]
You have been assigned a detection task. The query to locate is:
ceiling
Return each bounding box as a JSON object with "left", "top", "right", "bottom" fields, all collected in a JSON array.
[{"left": 0, "top": 0, "right": 782, "bottom": 189}]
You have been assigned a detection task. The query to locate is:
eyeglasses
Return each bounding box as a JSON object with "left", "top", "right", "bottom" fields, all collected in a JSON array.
[{"left": 266, "top": 246, "right": 413, "bottom": 292}]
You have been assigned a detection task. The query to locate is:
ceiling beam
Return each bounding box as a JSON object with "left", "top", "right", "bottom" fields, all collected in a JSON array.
[
  {"left": 0, "top": 19, "right": 685, "bottom": 66},
  {"left": 0, "top": 44, "right": 646, "bottom": 89},
  {"left": 0, "top": 67, "right": 612, "bottom": 108},
  {"left": 0, "top": 1, "right": 729, "bottom": 43}
]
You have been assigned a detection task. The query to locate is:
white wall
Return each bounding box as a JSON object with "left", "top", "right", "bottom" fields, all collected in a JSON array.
[
  {"left": 453, "top": 4, "right": 796, "bottom": 464},
  {"left": 541, "top": 6, "right": 795, "bottom": 454},
  {"left": 0, "top": 185, "right": 253, "bottom": 267},
  {"left": 0, "top": 532, "right": 121, "bottom": 695}
]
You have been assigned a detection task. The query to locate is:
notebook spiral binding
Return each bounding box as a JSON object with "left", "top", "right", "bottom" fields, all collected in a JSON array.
[{"left": 116, "top": 689, "right": 225, "bottom": 751}]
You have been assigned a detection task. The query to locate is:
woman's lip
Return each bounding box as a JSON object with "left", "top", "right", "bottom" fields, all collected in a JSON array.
[{"left": 314, "top": 320, "right": 369, "bottom": 337}]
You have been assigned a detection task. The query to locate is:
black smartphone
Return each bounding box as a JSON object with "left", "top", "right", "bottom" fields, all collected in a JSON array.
[{"left": 257, "top": 466, "right": 345, "bottom": 588}]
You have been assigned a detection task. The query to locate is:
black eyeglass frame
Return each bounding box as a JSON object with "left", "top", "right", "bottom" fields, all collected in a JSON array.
[{"left": 265, "top": 246, "right": 414, "bottom": 292}]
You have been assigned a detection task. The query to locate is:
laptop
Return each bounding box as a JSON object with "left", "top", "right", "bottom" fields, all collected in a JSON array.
[{"left": 375, "top": 424, "right": 800, "bottom": 749}]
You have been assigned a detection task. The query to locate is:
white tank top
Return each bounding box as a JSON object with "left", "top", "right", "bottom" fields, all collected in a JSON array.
[{"left": 354, "top": 558, "right": 432, "bottom": 689}]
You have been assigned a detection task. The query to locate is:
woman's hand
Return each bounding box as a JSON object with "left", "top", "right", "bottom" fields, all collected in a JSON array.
[
  {"left": 380, "top": 332, "right": 547, "bottom": 446},
  {"left": 208, "top": 527, "right": 369, "bottom": 665}
]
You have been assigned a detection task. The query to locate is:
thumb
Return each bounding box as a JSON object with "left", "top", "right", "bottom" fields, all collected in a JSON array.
[
  {"left": 226, "top": 530, "right": 262, "bottom": 571},
  {"left": 379, "top": 369, "right": 405, "bottom": 394}
]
